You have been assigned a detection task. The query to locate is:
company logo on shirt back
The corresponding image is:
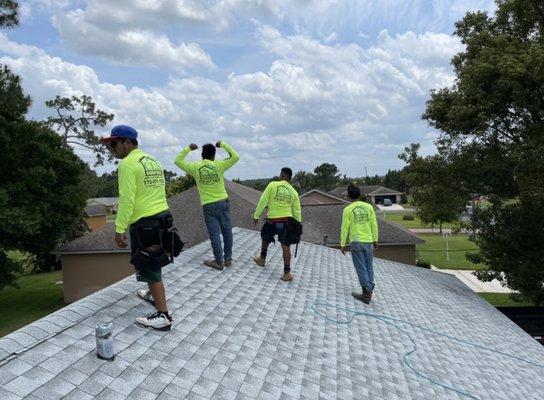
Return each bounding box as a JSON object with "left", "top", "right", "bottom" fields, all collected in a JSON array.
[
  {"left": 352, "top": 206, "right": 369, "bottom": 223},
  {"left": 139, "top": 156, "right": 165, "bottom": 187},
  {"left": 198, "top": 165, "right": 220, "bottom": 185},
  {"left": 274, "top": 185, "right": 292, "bottom": 204}
]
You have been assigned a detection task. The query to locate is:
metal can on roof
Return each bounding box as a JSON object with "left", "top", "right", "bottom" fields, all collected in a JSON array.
[{"left": 96, "top": 322, "right": 115, "bottom": 361}]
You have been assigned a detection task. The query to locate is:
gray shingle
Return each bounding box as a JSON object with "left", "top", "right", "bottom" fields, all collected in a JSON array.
[{"left": 1, "top": 228, "right": 544, "bottom": 399}]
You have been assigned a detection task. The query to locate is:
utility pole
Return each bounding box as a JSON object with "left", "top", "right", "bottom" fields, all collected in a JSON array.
[{"left": 443, "top": 231, "right": 451, "bottom": 262}]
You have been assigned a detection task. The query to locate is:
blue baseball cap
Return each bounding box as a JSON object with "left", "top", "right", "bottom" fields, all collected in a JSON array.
[{"left": 100, "top": 125, "right": 138, "bottom": 143}]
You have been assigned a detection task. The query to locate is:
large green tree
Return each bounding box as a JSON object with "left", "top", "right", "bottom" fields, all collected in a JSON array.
[
  {"left": 166, "top": 174, "right": 196, "bottom": 197},
  {"left": 0, "top": 65, "right": 30, "bottom": 121},
  {"left": 383, "top": 169, "right": 409, "bottom": 193},
  {"left": 400, "top": 144, "right": 467, "bottom": 232},
  {"left": 81, "top": 167, "right": 119, "bottom": 198},
  {"left": 420, "top": 0, "right": 544, "bottom": 304},
  {"left": 46, "top": 95, "right": 115, "bottom": 166},
  {"left": 0, "top": 0, "right": 18, "bottom": 28},
  {"left": 292, "top": 170, "right": 315, "bottom": 194},
  {"left": 0, "top": 119, "right": 87, "bottom": 275},
  {"left": 313, "top": 163, "right": 340, "bottom": 191}
]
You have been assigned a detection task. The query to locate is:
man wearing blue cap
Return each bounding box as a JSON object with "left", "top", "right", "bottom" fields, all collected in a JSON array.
[{"left": 101, "top": 125, "right": 173, "bottom": 331}]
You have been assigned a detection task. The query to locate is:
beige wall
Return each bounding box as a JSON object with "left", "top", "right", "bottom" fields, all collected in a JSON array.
[
  {"left": 85, "top": 215, "right": 107, "bottom": 232},
  {"left": 375, "top": 244, "right": 416, "bottom": 266},
  {"left": 329, "top": 244, "right": 417, "bottom": 266},
  {"left": 62, "top": 253, "right": 132, "bottom": 303}
]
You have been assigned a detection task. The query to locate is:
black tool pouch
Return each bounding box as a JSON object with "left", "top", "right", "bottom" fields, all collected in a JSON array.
[
  {"left": 131, "top": 220, "right": 170, "bottom": 269},
  {"left": 261, "top": 220, "right": 276, "bottom": 243},
  {"left": 287, "top": 218, "right": 303, "bottom": 245},
  {"left": 161, "top": 216, "right": 184, "bottom": 259}
]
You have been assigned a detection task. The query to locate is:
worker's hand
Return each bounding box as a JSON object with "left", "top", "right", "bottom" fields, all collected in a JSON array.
[
  {"left": 189, "top": 143, "right": 198, "bottom": 151},
  {"left": 341, "top": 246, "right": 348, "bottom": 255},
  {"left": 373, "top": 241, "right": 379, "bottom": 250},
  {"left": 215, "top": 140, "right": 222, "bottom": 148},
  {"left": 253, "top": 218, "right": 259, "bottom": 226},
  {"left": 115, "top": 232, "right": 128, "bottom": 248}
]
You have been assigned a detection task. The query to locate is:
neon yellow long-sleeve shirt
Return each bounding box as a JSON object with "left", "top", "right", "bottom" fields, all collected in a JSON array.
[
  {"left": 115, "top": 149, "right": 169, "bottom": 234},
  {"left": 253, "top": 181, "right": 302, "bottom": 222},
  {"left": 340, "top": 201, "right": 378, "bottom": 246},
  {"left": 174, "top": 142, "right": 240, "bottom": 206}
]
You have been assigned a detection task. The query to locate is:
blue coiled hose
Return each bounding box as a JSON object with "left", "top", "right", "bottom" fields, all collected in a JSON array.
[{"left": 311, "top": 302, "right": 544, "bottom": 400}]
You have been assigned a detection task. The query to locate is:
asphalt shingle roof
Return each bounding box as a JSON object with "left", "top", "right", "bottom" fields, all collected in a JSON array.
[
  {"left": 300, "top": 190, "right": 349, "bottom": 206},
  {"left": 329, "top": 185, "right": 402, "bottom": 197},
  {"left": 56, "top": 181, "right": 260, "bottom": 255},
  {"left": 84, "top": 204, "right": 107, "bottom": 217},
  {"left": 302, "top": 204, "right": 424, "bottom": 245},
  {"left": 87, "top": 198, "right": 119, "bottom": 207},
  {"left": 56, "top": 181, "right": 420, "bottom": 255},
  {"left": 3, "top": 228, "right": 544, "bottom": 399}
]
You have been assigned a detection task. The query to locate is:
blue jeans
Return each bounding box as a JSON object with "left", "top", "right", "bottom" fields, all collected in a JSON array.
[
  {"left": 203, "top": 199, "right": 233, "bottom": 262},
  {"left": 350, "top": 242, "right": 374, "bottom": 291}
]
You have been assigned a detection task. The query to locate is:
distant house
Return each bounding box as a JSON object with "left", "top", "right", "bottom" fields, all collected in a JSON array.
[
  {"left": 300, "top": 189, "right": 349, "bottom": 206},
  {"left": 86, "top": 197, "right": 119, "bottom": 213},
  {"left": 329, "top": 185, "right": 403, "bottom": 205},
  {"left": 55, "top": 181, "right": 422, "bottom": 302},
  {"left": 83, "top": 204, "right": 107, "bottom": 232}
]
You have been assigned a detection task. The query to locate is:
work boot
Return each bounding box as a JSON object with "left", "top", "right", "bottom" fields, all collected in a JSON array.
[
  {"left": 280, "top": 272, "right": 293, "bottom": 282},
  {"left": 135, "top": 311, "right": 172, "bottom": 331},
  {"left": 351, "top": 292, "right": 366, "bottom": 303},
  {"left": 204, "top": 259, "right": 223, "bottom": 270},
  {"left": 252, "top": 256, "right": 266, "bottom": 267},
  {"left": 136, "top": 289, "right": 155, "bottom": 306},
  {"left": 362, "top": 288, "right": 373, "bottom": 304},
  {"left": 224, "top": 259, "right": 232, "bottom": 267}
]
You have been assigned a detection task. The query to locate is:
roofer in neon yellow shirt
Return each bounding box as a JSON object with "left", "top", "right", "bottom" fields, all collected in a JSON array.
[
  {"left": 174, "top": 141, "right": 239, "bottom": 270},
  {"left": 101, "top": 125, "right": 175, "bottom": 332},
  {"left": 252, "top": 167, "right": 302, "bottom": 282},
  {"left": 341, "top": 184, "right": 379, "bottom": 304}
]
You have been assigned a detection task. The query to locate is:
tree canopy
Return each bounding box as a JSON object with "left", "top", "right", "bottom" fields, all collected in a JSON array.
[{"left": 415, "top": 0, "right": 544, "bottom": 304}]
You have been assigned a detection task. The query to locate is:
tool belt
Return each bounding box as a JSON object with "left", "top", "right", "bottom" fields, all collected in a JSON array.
[
  {"left": 130, "top": 212, "right": 184, "bottom": 270},
  {"left": 262, "top": 217, "right": 302, "bottom": 245}
]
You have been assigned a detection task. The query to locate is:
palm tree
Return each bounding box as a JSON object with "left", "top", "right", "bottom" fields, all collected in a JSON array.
[{"left": 293, "top": 170, "right": 314, "bottom": 194}]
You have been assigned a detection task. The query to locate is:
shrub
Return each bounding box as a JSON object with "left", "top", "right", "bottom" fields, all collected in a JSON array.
[
  {"left": 416, "top": 260, "right": 431, "bottom": 269},
  {"left": 402, "top": 214, "right": 415, "bottom": 221}
]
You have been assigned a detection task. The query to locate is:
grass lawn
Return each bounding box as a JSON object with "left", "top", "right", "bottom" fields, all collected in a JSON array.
[
  {"left": 416, "top": 233, "right": 486, "bottom": 270},
  {"left": 380, "top": 211, "right": 458, "bottom": 229},
  {"left": 0, "top": 271, "right": 65, "bottom": 337},
  {"left": 479, "top": 293, "right": 534, "bottom": 307}
]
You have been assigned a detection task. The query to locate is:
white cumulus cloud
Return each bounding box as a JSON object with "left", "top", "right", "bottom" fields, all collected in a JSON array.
[{"left": 0, "top": 24, "right": 462, "bottom": 177}]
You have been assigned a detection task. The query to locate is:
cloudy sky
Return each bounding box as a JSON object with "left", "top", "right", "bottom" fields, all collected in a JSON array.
[{"left": 2, "top": 0, "right": 496, "bottom": 178}]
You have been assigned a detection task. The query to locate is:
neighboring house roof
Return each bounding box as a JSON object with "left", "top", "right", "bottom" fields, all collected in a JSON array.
[
  {"left": 56, "top": 181, "right": 419, "bottom": 255},
  {"left": 329, "top": 185, "right": 403, "bottom": 197},
  {"left": 300, "top": 189, "right": 349, "bottom": 206},
  {"left": 301, "top": 204, "right": 424, "bottom": 246},
  {"left": 84, "top": 204, "right": 107, "bottom": 217},
  {"left": 56, "top": 181, "right": 261, "bottom": 255},
  {"left": 370, "top": 186, "right": 403, "bottom": 196},
  {"left": 3, "top": 228, "right": 544, "bottom": 399},
  {"left": 87, "top": 198, "right": 119, "bottom": 207}
]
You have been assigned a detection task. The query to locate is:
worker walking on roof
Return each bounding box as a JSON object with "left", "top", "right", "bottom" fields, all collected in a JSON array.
[
  {"left": 252, "top": 168, "right": 302, "bottom": 282},
  {"left": 341, "top": 184, "right": 379, "bottom": 304},
  {"left": 174, "top": 141, "right": 240, "bottom": 270},
  {"left": 101, "top": 125, "right": 180, "bottom": 332}
]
